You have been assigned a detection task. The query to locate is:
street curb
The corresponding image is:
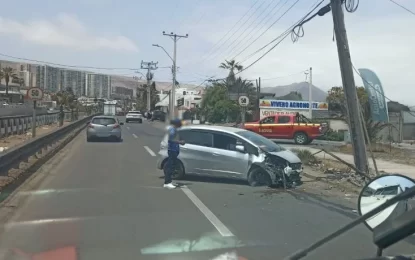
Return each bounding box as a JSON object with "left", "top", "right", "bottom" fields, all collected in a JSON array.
[
  {"left": 302, "top": 172, "right": 361, "bottom": 194},
  {"left": 0, "top": 124, "right": 86, "bottom": 223}
]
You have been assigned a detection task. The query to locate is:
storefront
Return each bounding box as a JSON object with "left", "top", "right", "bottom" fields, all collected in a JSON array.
[{"left": 259, "top": 99, "right": 328, "bottom": 119}]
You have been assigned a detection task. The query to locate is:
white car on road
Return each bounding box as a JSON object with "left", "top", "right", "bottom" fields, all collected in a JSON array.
[{"left": 126, "top": 111, "right": 143, "bottom": 123}]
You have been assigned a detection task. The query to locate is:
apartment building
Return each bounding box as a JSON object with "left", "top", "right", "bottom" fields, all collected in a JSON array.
[
  {"left": 85, "top": 74, "right": 111, "bottom": 99},
  {"left": 59, "top": 69, "right": 86, "bottom": 96}
]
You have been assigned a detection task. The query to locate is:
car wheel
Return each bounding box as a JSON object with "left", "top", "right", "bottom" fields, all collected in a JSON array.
[
  {"left": 248, "top": 168, "right": 272, "bottom": 187},
  {"left": 163, "top": 159, "right": 185, "bottom": 180},
  {"left": 294, "top": 132, "right": 309, "bottom": 145}
]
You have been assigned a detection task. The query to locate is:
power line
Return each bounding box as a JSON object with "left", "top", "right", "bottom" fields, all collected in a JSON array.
[
  {"left": 202, "top": 0, "right": 269, "bottom": 63},
  {"left": 388, "top": 0, "right": 415, "bottom": 16},
  {"left": 199, "top": 1, "right": 325, "bottom": 83},
  {"left": 230, "top": 0, "right": 296, "bottom": 60},
  {"left": 239, "top": 0, "right": 325, "bottom": 63},
  {"left": 198, "top": 0, "right": 260, "bottom": 62},
  {"left": 215, "top": 0, "right": 284, "bottom": 61},
  {"left": 0, "top": 52, "right": 139, "bottom": 71}
]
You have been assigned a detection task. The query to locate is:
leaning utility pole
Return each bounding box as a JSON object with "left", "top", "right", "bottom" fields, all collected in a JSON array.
[
  {"left": 140, "top": 61, "right": 158, "bottom": 111},
  {"left": 331, "top": 0, "right": 368, "bottom": 174},
  {"left": 162, "top": 31, "right": 188, "bottom": 120}
]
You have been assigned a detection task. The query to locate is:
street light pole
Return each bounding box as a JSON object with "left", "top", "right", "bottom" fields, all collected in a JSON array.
[{"left": 162, "top": 31, "right": 188, "bottom": 120}]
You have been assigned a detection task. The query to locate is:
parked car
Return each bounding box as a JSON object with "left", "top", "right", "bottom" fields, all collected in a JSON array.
[
  {"left": 86, "top": 116, "right": 124, "bottom": 142},
  {"left": 156, "top": 125, "right": 302, "bottom": 187},
  {"left": 126, "top": 111, "right": 143, "bottom": 123},
  {"left": 152, "top": 110, "right": 166, "bottom": 122},
  {"left": 243, "top": 114, "right": 328, "bottom": 145}
]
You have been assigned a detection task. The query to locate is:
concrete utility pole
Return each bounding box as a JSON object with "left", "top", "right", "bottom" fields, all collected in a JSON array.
[
  {"left": 331, "top": 0, "right": 368, "bottom": 174},
  {"left": 308, "top": 67, "right": 313, "bottom": 119},
  {"left": 140, "top": 61, "right": 158, "bottom": 111},
  {"left": 162, "top": 31, "right": 188, "bottom": 120}
]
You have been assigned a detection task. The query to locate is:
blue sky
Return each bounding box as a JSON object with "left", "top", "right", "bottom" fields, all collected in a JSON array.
[{"left": 0, "top": 0, "right": 414, "bottom": 105}]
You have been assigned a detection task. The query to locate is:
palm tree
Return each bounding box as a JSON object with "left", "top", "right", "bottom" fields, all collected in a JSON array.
[
  {"left": 1, "top": 67, "right": 18, "bottom": 101},
  {"left": 219, "top": 59, "right": 243, "bottom": 84}
]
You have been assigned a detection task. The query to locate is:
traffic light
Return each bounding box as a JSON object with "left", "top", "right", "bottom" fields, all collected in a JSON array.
[{"left": 177, "top": 97, "right": 184, "bottom": 107}]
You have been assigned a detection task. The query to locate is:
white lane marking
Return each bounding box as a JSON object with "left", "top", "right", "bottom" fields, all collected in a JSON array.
[
  {"left": 181, "top": 185, "right": 234, "bottom": 237},
  {"left": 132, "top": 133, "right": 138, "bottom": 138},
  {"left": 144, "top": 146, "right": 156, "bottom": 156}
]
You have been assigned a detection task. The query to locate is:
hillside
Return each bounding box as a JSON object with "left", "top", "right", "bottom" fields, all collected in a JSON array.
[{"left": 261, "top": 82, "right": 328, "bottom": 102}]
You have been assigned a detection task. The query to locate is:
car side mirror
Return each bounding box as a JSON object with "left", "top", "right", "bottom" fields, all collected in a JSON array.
[
  {"left": 86, "top": 121, "right": 90, "bottom": 125},
  {"left": 119, "top": 122, "right": 124, "bottom": 125},
  {"left": 235, "top": 145, "right": 245, "bottom": 153}
]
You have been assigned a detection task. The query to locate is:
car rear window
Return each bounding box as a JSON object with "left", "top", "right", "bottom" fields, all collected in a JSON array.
[{"left": 92, "top": 118, "right": 116, "bottom": 125}]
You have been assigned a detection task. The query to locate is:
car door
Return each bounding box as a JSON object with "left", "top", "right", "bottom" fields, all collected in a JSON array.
[
  {"left": 258, "top": 116, "right": 275, "bottom": 138},
  {"left": 275, "top": 115, "right": 293, "bottom": 137},
  {"left": 177, "top": 129, "right": 215, "bottom": 176},
  {"left": 209, "top": 131, "right": 250, "bottom": 179}
]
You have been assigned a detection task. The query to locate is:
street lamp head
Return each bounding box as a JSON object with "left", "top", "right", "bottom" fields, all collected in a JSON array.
[
  {"left": 162, "top": 31, "right": 165, "bottom": 34},
  {"left": 152, "top": 44, "right": 159, "bottom": 47},
  {"left": 186, "top": 34, "right": 189, "bottom": 37}
]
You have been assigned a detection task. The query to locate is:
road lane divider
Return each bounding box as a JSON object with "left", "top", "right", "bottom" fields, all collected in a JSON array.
[
  {"left": 181, "top": 185, "right": 234, "bottom": 237},
  {"left": 144, "top": 146, "right": 156, "bottom": 156},
  {"left": 0, "top": 113, "right": 100, "bottom": 204}
]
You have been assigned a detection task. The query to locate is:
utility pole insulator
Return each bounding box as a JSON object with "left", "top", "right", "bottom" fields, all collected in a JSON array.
[
  {"left": 140, "top": 61, "right": 158, "bottom": 111},
  {"left": 331, "top": 0, "right": 368, "bottom": 174}
]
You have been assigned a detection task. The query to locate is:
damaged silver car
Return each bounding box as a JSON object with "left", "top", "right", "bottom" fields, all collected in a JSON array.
[{"left": 156, "top": 125, "right": 302, "bottom": 188}]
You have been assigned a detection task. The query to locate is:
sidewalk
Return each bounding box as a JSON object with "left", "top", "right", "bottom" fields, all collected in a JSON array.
[{"left": 285, "top": 145, "right": 415, "bottom": 179}]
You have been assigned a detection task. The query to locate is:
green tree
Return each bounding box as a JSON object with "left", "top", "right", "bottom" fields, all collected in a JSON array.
[
  {"left": 219, "top": 59, "right": 243, "bottom": 85},
  {"left": 201, "top": 83, "right": 240, "bottom": 123},
  {"left": 1, "top": 67, "right": 19, "bottom": 101},
  {"left": 326, "top": 86, "right": 389, "bottom": 142}
]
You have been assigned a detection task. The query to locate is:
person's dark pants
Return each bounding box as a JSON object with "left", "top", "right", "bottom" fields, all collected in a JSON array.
[{"left": 165, "top": 150, "right": 179, "bottom": 184}]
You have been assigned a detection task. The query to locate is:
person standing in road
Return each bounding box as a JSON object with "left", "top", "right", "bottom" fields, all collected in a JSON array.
[{"left": 164, "top": 119, "right": 185, "bottom": 189}]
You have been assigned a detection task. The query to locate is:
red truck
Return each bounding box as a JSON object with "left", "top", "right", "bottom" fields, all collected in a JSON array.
[{"left": 243, "top": 114, "right": 327, "bottom": 145}]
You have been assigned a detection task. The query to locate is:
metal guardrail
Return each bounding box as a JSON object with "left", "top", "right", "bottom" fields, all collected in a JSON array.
[
  {"left": 0, "top": 111, "right": 89, "bottom": 138},
  {"left": 0, "top": 113, "right": 98, "bottom": 176}
]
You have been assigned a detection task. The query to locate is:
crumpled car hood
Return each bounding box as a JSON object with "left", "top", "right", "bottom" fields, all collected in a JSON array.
[{"left": 267, "top": 150, "right": 301, "bottom": 164}]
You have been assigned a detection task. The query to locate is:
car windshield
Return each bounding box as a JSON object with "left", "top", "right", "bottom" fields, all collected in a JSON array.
[
  {"left": 92, "top": 118, "right": 116, "bottom": 125},
  {"left": 373, "top": 185, "right": 399, "bottom": 196},
  {"left": 236, "top": 130, "right": 285, "bottom": 152}
]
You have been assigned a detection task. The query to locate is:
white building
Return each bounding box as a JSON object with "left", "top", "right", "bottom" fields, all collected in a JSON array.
[{"left": 155, "top": 87, "right": 203, "bottom": 118}]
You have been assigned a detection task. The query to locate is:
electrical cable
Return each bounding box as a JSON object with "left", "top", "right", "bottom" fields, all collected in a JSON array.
[
  {"left": 0, "top": 52, "right": 139, "bottom": 71},
  {"left": 203, "top": 0, "right": 271, "bottom": 63},
  {"left": 223, "top": 0, "right": 288, "bottom": 60},
  {"left": 387, "top": 0, "right": 415, "bottom": 16},
  {"left": 230, "top": 0, "right": 296, "bottom": 60},
  {"left": 198, "top": 0, "right": 261, "bottom": 62},
  {"left": 344, "top": 0, "right": 359, "bottom": 13},
  {"left": 201, "top": 1, "right": 325, "bottom": 83},
  {"left": 291, "top": 2, "right": 331, "bottom": 42},
  {"left": 240, "top": 0, "right": 325, "bottom": 63}
]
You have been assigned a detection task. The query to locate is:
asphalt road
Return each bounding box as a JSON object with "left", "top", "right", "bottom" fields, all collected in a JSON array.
[{"left": 0, "top": 119, "right": 413, "bottom": 260}]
